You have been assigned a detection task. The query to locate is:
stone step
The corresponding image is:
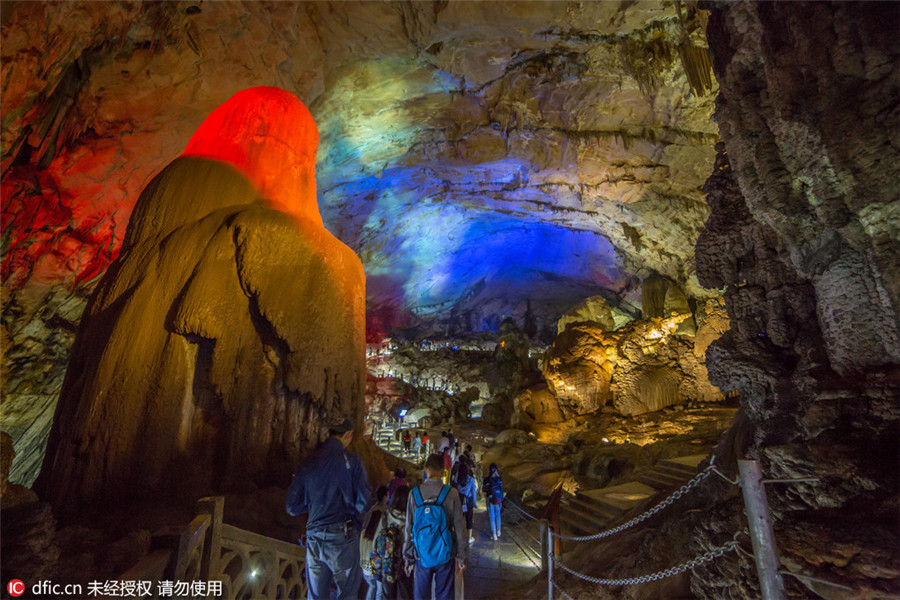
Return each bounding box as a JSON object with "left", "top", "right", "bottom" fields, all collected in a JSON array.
[
  {"left": 557, "top": 509, "right": 595, "bottom": 537},
  {"left": 564, "top": 494, "right": 624, "bottom": 522},
  {"left": 577, "top": 481, "right": 657, "bottom": 512},
  {"left": 635, "top": 470, "right": 689, "bottom": 490},
  {"left": 653, "top": 462, "right": 698, "bottom": 479},
  {"left": 559, "top": 500, "right": 615, "bottom": 533},
  {"left": 662, "top": 454, "right": 707, "bottom": 469}
]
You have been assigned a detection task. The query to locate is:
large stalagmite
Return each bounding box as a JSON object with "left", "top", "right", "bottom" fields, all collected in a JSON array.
[{"left": 35, "top": 87, "right": 366, "bottom": 519}]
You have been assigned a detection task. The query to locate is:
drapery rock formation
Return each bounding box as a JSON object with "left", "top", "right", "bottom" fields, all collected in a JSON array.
[
  {"left": 688, "top": 2, "right": 900, "bottom": 597},
  {"left": 513, "top": 385, "right": 563, "bottom": 428},
  {"left": 555, "top": 295, "right": 632, "bottom": 335},
  {"left": 35, "top": 88, "right": 365, "bottom": 520},
  {"left": 543, "top": 310, "right": 726, "bottom": 418}
]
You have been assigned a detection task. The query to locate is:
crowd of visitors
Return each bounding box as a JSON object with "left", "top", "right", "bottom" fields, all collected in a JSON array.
[{"left": 286, "top": 418, "right": 505, "bottom": 600}]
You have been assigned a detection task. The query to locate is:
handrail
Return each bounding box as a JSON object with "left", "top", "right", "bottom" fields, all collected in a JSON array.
[
  {"left": 175, "top": 514, "right": 211, "bottom": 579},
  {"left": 110, "top": 497, "right": 306, "bottom": 600},
  {"left": 220, "top": 523, "right": 305, "bottom": 558}
]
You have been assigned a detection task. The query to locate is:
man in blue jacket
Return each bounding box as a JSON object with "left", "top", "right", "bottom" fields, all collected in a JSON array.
[{"left": 287, "top": 418, "right": 371, "bottom": 599}]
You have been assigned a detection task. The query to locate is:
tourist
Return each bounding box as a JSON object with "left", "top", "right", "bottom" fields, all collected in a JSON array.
[
  {"left": 402, "top": 430, "right": 412, "bottom": 455},
  {"left": 360, "top": 486, "right": 389, "bottom": 600},
  {"left": 482, "top": 463, "right": 504, "bottom": 541},
  {"left": 442, "top": 448, "right": 452, "bottom": 485},
  {"left": 286, "top": 418, "right": 370, "bottom": 599},
  {"left": 387, "top": 469, "right": 407, "bottom": 504},
  {"left": 420, "top": 431, "right": 429, "bottom": 462},
  {"left": 461, "top": 445, "right": 478, "bottom": 504},
  {"left": 404, "top": 453, "right": 468, "bottom": 600},
  {"left": 446, "top": 430, "right": 456, "bottom": 459},
  {"left": 413, "top": 431, "right": 422, "bottom": 461},
  {"left": 371, "top": 486, "right": 412, "bottom": 600},
  {"left": 437, "top": 431, "right": 450, "bottom": 454},
  {"left": 461, "top": 445, "right": 476, "bottom": 473},
  {"left": 453, "top": 461, "right": 477, "bottom": 544}
]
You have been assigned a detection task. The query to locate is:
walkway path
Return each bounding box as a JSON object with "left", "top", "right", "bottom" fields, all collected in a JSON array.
[
  {"left": 370, "top": 419, "right": 714, "bottom": 598},
  {"left": 371, "top": 420, "right": 541, "bottom": 598},
  {"left": 463, "top": 503, "right": 542, "bottom": 598}
]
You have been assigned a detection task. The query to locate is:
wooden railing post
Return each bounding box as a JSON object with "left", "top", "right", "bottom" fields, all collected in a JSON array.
[
  {"left": 540, "top": 484, "right": 563, "bottom": 557},
  {"left": 197, "top": 496, "right": 224, "bottom": 581},
  {"left": 539, "top": 518, "right": 549, "bottom": 573}
]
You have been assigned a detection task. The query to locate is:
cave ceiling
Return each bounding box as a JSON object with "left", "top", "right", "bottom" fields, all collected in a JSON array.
[{"left": 2, "top": 0, "right": 719, "bottom": 334}]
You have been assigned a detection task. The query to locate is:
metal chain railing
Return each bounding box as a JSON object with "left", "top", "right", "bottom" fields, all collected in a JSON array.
[
  {"left": 506, "top": 497, "right": 539, "bottom": 521},
  {"left": 551, "top": 460, "right": 737, "bottom": 542},
  {"left": 553, "top": 536, "right": 741, "bottom": 586}
]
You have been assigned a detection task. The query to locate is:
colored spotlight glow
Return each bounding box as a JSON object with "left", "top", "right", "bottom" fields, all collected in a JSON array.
[{"left": 183, "top": 86, "right": 322, "bottom": 224}]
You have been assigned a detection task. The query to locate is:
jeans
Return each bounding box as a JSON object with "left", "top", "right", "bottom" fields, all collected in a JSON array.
[
  {"left": 306, "top": 525, "right": 363, "bottom": 600},
  {"left": 462, "top": 495, "right": 474, "bottom": 530},
  {"left": 413, "top": 559, "right": 454, "bottom": 600},
  {"left": 488, "top": 504, "right": 501, "bottom": 537},
  {"left": 363, "top": 571, "right": 382, "bottom": 600}
]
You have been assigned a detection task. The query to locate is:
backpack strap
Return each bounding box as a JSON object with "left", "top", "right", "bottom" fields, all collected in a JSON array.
[
  {"left": 412, "top": 486, "right": 424, "bottom": 507},
  {"left": 435, "top": 484, "right": 451, "bottom": 505}
]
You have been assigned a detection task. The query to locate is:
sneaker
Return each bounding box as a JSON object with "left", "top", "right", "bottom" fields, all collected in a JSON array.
[{"left": 469, "top": 536, "right": 475, "bottom": 544}]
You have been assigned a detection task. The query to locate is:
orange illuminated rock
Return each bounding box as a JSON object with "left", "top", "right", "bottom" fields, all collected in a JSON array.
[
  {"left": 36, "top": 88, "right": 365, "bottom": 519},
  {"left": 544, "top": 311, "right": 726, "bottom": 417},
  {"left": 182, "top": 86, "right": 322, "bottom": 226}
]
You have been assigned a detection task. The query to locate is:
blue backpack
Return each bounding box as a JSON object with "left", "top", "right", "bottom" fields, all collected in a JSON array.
[{"left": 411, "top": 485, "right": 453, "bottom": 568}]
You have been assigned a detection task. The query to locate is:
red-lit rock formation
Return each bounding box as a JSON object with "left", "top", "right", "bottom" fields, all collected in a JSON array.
[{"left": 35, "top": 88, "right": 365, "bottom": 520}]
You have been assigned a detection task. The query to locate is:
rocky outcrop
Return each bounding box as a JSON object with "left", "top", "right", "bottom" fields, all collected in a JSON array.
[
  {"left": 690, "top": 3, "right": 900, "bottom": 596},
  {"left": 555, "top": 295, "right": 630, "bottom": 335},
  {"left": 513, "top": 385, "right": 563, "bottom": 428},
  {"left": 0, "top": 502, "right": 60, "bottom": 585},
  {"left": 543, "top": 323, "right": 615, "bottom": 417},
  {"left": 543, "top": 309, "right": 727, "bottom": 418},
  {"left": 35, "top": 89, "right": 366, "bottom": 520}
]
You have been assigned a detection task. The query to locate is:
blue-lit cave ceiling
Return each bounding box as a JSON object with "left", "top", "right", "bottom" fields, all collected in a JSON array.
[
  {"left": 308, "top": 9, "right": 719, "bottom": 333},
  {"left": 3, "top": 0, "right": 718, "bottom": 340}
]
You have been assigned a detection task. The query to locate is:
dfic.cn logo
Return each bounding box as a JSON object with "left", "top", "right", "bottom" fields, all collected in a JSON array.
[{"left": 7, "top": 579, "right": 25, "bottom": 597}]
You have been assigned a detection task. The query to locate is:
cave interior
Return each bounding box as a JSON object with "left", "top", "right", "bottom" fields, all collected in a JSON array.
[{"left": 1, "top": 1, "right": 898, "bottom": 599}]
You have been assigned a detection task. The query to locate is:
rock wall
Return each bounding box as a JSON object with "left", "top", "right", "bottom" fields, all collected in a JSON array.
[
  {"left": 692, "top": 2, "right": 899, "bottom": 597},
  {"left": 35, "top": 89, "right": 366, "bottom": 521}
]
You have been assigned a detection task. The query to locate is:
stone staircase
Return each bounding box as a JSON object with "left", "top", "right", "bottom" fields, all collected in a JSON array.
[
  {"left": 559, "top": 454, "right": 706, "bottom": 537},
  {"left": 374, "top": 424, "right": 403, "bottom": 455}
]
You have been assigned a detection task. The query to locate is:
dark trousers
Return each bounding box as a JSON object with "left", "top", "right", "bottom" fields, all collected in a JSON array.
[{"left": 413, "top": 559, "right": 454, "bottom": 600}]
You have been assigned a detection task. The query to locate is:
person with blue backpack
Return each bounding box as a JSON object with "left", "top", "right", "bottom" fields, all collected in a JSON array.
[
  {"left": 403, "top": 453, "right": 469, "bottom": 600},
  {"left": 482, "top": 463, "right": 504, "bottom": 541}
]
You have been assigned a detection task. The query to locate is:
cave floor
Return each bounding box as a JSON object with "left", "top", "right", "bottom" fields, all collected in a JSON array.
[{"left": 463, "top": 504, "right": 543, "bottom": 599}]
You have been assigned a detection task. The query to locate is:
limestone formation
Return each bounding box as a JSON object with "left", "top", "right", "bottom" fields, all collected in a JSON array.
[
  {"left": 35, "top": 89, "right": 366, "bottom": 520},
  {"left": 513, "top": 385, "right": 563, "bottom": 428},
  {"left": 642, "top": 273, "right": 697, "bottom": 335},
  {"left": 544, "top": 310, "right": 727, "bottom": 418},
  {"left": 1, "top": 431, "right": 12, "bottom": 497},
  {"left": 555, "top": 295, "right": 620, "bottom": 335},
  {"left": 543, "top": 323, "right": 615, "bottom": 418},
  {"left": 689, "top": 3, "right": 900, "bottom": 595}
]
